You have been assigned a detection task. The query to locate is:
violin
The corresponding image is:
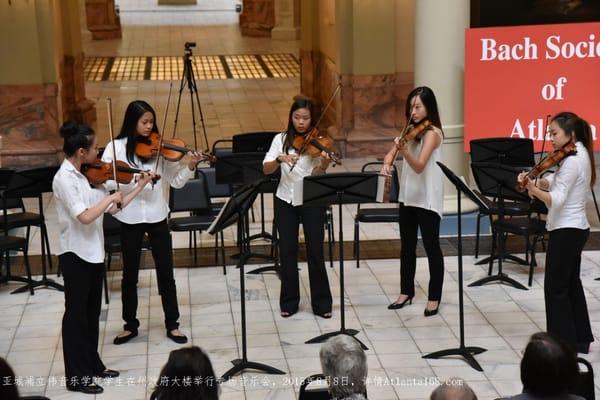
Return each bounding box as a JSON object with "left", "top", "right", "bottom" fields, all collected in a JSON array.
[
  {"left": 291, "top": 128, "right": 342, "bottom": 166},
  {"left": 135, "top": 132, "right": 215, "bottom": 162},
  {"left": 516, "top": 140, "right": 577, "bottom": 192},
  {"left": 393, "top": 120, "right": 432, "bottom": 150},
  {"left": 289, "top": 85, "right": 342, "bottom": 172},
  {"left": 83, "top": 159, "right": 146, "bottom": 185}
]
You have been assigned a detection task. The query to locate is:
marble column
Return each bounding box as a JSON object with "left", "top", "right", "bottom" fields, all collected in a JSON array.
[
  {"left": 84, "top": 0, "right": 121, "bottom": 40},
  {"left": 272, "top": 0, "right": 299, "bottom": 40},
  {"left": 415, "top": 0, "right": 473, "bottom": 212},
  {"left": 61, "top": 0, "right": 96, "bottom": 124},
  {"left": 240, "top": 0, "right": 275, "bottom": 37}
]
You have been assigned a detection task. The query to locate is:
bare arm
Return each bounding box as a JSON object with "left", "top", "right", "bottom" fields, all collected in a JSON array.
[{"left": 399, "top": 128, "right": 442, "bottom": 174}]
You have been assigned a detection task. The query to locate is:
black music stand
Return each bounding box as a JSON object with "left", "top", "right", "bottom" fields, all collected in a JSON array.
[
  {"left": 300, "top": 173, "right": 381, "bottom": 350},
  {"left": 422, "top": 162, "right": 487, "bottom": 371},
  {"left": 469, "top": 162, "right": 529, "bottom": 290},
  {"left": 470, "top": 138, "right": 534, "bottom": 266},
  {"left": 214, "top": 153, "right": 279, "bottom": 274},
  {"left": 207, "top": 179, "right": 286, "bottom": 381},
  {"left": 8, "top": 167, "right": 62, "bottom": 293},
  {"left": 233, "top": 132, "right": 279, "bottom": 246}
]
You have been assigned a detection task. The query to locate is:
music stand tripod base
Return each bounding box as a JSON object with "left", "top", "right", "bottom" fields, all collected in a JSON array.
[
  {"left": 208, "top": 180, "right": 285, "bottom": 381},
  {"left": 299, "top": 173, "right": 381, "bottom": 351},
  {"left": 468, "top": 272, "right": 528, "bottom": 290},
  {"left": 423, "top": 162, "right": 487, "bottom": 371}
]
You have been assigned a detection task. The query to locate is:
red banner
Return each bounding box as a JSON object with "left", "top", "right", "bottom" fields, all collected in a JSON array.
[{"left": 464, "top": 22, "right": 600, "bottom": 151}]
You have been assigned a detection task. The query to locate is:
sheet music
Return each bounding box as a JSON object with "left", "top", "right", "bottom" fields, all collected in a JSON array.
[
  {"left": 459, "top": 176, "right": 490, "bottom": 211},
  {"left": 207, "top": 196, "right": 233, "bottom": 235},
  {"left": 375, "top": 174, "right": 387, "bottom": 203}
]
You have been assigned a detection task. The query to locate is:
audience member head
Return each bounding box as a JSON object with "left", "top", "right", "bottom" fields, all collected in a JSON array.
[
  {"left": 0, "top": 357, "right": 19, "bottom": 400},
  {"left": 430, "top": 377, "right": 477, "bottom": 400},
  {"left": 150, "top": 346, "right": 219, "bottom": 400},
  {"left": 319, "top": 335, "right": 367, "bottom": 400},
  {"left": 521, "top": 332, "right": 578, "bottom": 397}
]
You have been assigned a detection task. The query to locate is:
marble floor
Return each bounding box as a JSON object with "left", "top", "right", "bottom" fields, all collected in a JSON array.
[
  {"left": 2, "top": 248, "right": 600, "bottom": 399},
  {"left": 6, "top": 7, "right": 598, "bottom": 399}
]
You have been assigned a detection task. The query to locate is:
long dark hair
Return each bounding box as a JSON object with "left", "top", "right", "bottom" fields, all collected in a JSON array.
[
  {"left": 150, "top": 346, "right": 219, "bottom": 400},
  {"left": 520, "top": 332, "right": 578, "bottom": 397},
  {"left": 551, "top": 111, "right": 596, "bottom": 186},
  {"left": 116, "top": 100, "right": 159, "bottom": 166},
  {"left": 60, "top": 120, "right": 95, "bottom": 157},
  {"left": 283, "top": 98, "right": 315, "bottom": 153},
  {"left": 0, "top": 358, "right": 19, "bottom": 400},
  {"left": 405, "top": 86, "right": 442, "bottom": 132}
]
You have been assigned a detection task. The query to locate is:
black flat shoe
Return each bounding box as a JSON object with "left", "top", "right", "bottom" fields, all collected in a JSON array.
[
  {"left": 167, "top": 330, "right": 188, "bottom": 344},
  {"left": 387, "top": 296, "right": 413, "bottom": 310},
  {"left": 67, "top": 383, "right": 104, "bottom": 394},
  {"left": 113, "top": 330, "right": 138, "bottom": 345},
  {"left": 424, "top": 307, "right": 439, "bottom": 317},
  {"left": 280, "top": 310, "right": 297, "bottom": 318},
  {"left": 315, "top": 311, "right": 332, "bottom": 319},
  {"left": 96, "top": 369, "right": 120, "bottom": 378}
]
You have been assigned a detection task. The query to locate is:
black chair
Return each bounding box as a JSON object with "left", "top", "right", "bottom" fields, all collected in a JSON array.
[
  {"left": 470, "top": 138, "right": 535, "bottom": 260},
  {"left": 168, "top": 173, "right": 223, "bottom": 271},
  {"left": 299, "top": 374, "right": 330, "bottom": 400},
  {"left": 353, "top": 162, "right": 400, "bottom": 269},
  {"left": 0, "top": 212, "right": 36, "bottom": 295},
  {"left": 0, "top": 168, "right": 55, "bottom": 284},
  {"left": 471, "top": 162, "right": 547, "bottom": 288}
]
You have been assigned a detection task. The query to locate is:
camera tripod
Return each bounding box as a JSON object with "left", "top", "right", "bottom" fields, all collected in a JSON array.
[{"left": 172, "top": 42, "right": 210, "bottom": 151}]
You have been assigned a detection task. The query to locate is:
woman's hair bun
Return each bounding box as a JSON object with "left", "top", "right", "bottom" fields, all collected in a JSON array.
[{"left": 60, "top": 120, "right": 94, "bottom": 139}]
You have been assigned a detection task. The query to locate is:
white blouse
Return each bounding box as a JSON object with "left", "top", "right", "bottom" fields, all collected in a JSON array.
[
  {"left": 545, "top": 141, "right": 591, "bottom": 231},
  {"left": 101, "top": 138, "right": 195, "bottom": 224},
  {"left": 52, "top": 159, "right": 107, "bottom": 264},
  {"left": 263, "top": 132, "right": 321, "bottom": 204},
  {"left": 398, "top": 129, "right": 444, "bottom": 218}
]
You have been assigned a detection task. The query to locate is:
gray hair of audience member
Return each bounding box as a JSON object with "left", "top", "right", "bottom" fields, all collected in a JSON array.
[
  {"left": 319, "top": 335, "right": 368, "bottom": 399},
  {"left": 430, "top": 377, "right": 478, "bottom": 400}
]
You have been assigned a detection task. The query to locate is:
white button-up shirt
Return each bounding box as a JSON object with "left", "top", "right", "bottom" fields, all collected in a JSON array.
[
  {"left": 52, "top": 159, "right": 107, "bottom": 264},
  {"left": 101, "top": 138, "right": 195, "bottom": 224},
  {"left": 263, "top": 132, "right": 320, "bottom": 204},
  {"left": 546, "top": 141, "right": 591, "bottom": 231}
]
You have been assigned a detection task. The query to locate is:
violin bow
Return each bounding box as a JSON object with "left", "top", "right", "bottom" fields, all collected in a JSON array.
[
  {"left": 153, "top": 82, "right": 173, "bottom": 174},
  {"left": 534, "top": 114, "right": 552, "bottom": 188},
  {"left": 289, "top": 84, "right": 341, "bottom": 173},
  {"left": 106, "top": 97, "right": 121, "bottom": 209}
]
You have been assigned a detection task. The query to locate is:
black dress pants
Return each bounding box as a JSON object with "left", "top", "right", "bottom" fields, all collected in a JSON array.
[
  {"left": 60, "top": 252, "right": 105, "bottom": 387},
  {"left": 545, "top": 228, "right": 594, "bottom": 351},
  {"left": 120, "top": 219, "right": 180, "bottom": 332},
  {"left": 275, "top": 197, "right": 332, "bottom": 314},
  {"left": 398, "top": 204, "right": 444, "bottom": 301}
]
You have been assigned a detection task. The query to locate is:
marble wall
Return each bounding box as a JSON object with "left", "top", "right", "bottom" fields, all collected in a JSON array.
[{"left": 0, "top": 84, "right": 62, "bottom": 167}]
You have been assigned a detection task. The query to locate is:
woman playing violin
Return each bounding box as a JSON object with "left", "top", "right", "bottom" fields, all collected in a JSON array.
[
  {"left": 52, "top": 121, "right": 152, "bottom": 394},
  {"left": 381, "top": 86, "right": 445, "bottom": 317},
  {"left": 517, "top": 112, "right": 595, "bottom": 354},
  {"left": 102, "top": 100, "right": 205, "bottom": 346},
  {"left": 263, "top": 98, "right": 333, "bottom": 319}
]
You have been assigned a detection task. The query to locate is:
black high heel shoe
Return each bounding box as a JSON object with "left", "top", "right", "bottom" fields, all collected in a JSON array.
[
  {"left": 387, "top": 296, "right": 413, "bottom": 310},
  {"left": 424, "top": 303, "right": 439, "bottom": 317}
]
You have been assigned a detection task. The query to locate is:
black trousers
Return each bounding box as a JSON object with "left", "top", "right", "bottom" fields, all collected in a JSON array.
[
  {"left": 545, "top": 228, "right": 594, "bottom": 350},
  {"left": 60, "top": 252, "right": 105, "bottom": 386},
  {"left": 398, "top": 204, "right": 444, "bottom": 301},
  {"left": 120, "top": 219, "right": 180, "bottom": 332},
  {"left": 275, "top": 197, "right": 332, "bottom": 314}
]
